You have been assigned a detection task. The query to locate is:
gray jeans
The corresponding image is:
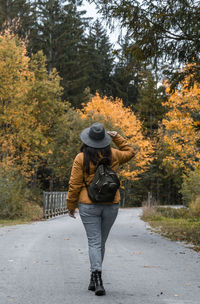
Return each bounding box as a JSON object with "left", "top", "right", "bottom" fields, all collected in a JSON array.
[{"left": 79, "top": 203, "right": 119, "bottom": 272}]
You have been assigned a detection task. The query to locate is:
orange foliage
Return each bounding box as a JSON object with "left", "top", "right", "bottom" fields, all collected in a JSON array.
[
  {"left": 80, "top": 94, "right": 153, "bottom": 180},
  {"left": 0, "top": 31, "right": 63, "bottom": 179},
  {"left": 161, "top": 72, "right": 200, "bottom": 172}
]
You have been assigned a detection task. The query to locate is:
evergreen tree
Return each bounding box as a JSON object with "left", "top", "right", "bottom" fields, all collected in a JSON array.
[
  {"left": 0, "top": 0, "right": 36, "bottom": 39},
  {"left": 110, "top": 61, "right": 139, "bottom": 108},
  {"left": 28, "top": 0, "right": 89, "bottom": 107},
  {"left": 32, "top": 0, "right": 64, "bottom": 73},
  {"left": 110, "top": 36, "right": 141, "bottom": 108},
  {"left": 86, "top": 19, "right": 114, "bottom": 96},
  {"left": 135, "top": 69, "right": 166, "bottom": 137},
  {"left": 55, "top": 0, "right": 89, "bottom": 106}
]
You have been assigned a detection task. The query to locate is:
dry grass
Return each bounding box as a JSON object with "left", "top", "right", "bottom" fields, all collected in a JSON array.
[
  {"left": 189, "top": 197, "right": 200, "bottom": 217},
  {"left": 23, "top": 202, "right": 43, "bottom": 221},
  {"left": 0, "top": 202, "right": 43, "bottom": 227},
  {"left": 0, "top": 218, "right": 32, "bottom": 226},
  {"left": 141, "top": 204, "right": 200, "bottom": 253}
]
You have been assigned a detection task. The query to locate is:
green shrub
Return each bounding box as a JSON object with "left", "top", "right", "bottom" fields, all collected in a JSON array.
[
  {"left": 189, "top": 196, "right": 200, "bottom": 217},
  {"left": 23, "top": 202, "right": 43, "bottom": 220},
  {"left": 0, "top": 169, "right": 29, "bottom": 219},
  {"left": 180, "top": 167, "right": 200, "bottom": 204},
  {"left": 142, "top": 206, "right": 164, "bottom": 221}
]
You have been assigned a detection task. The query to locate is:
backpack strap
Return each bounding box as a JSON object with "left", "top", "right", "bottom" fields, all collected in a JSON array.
[
  {"left": 97, "top": 157, "right": 110, "bottom": 166},
  {"left": 83, "top": 157, "right": 109, "bottom": 188}
]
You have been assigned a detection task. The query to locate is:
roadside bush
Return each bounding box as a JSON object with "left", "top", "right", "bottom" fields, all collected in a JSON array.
[
  {"left": 23, "top": 202, "right": 43, "bottom": 220},
  {"left": 141, "top": 206, "right": 164, "bottom": 221},
  {"left": 180, "top": 167, "right": 200, "bottom": 204},
  {"left": 0, "top": 169, "right": 29, "bottom": 219},
  {"left": 189, "top": 197, "right": 200, "bottom": 217}
]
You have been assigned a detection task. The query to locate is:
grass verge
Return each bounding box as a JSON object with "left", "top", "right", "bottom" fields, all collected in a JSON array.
[
  {"left": 141, "top": 206, "right": 200, "bottom": 253},
  {"left": 0, "top": 202, "right": 44, "bottom": 227},
  {"left": 0, "top": 218, "right": 33, "bottom": 226}
]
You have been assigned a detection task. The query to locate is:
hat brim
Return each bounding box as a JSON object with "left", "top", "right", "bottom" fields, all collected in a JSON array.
[{"left": 80, "top": 127, "right": 111, "bottom": 148}]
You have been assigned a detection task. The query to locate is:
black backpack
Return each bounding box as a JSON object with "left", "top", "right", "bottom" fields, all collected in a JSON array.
[{"left": 83, "top": 158, "right": 120, "bottom": 203}]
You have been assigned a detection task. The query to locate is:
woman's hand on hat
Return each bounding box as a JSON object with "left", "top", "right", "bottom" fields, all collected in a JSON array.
[
  {"left": 68, "top": 210, "right": 76, "bottom": 219},
  {"left": 107, "top": 131, "right": 117, "bottom": 138}
]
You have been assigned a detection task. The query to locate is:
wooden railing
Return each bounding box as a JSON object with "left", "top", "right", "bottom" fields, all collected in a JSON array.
[{"left": 43, "top": 192, "right": 68, "bottom": 219}]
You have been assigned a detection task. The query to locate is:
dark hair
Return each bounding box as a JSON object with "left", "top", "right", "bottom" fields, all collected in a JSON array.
[{"left": 80, "top": 144, "right": 112, "bottom": 174}]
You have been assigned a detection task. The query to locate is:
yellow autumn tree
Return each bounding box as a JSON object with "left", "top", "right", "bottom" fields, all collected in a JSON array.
[
  {"left": 80, "top": 94, "right": 154, "bottom": 180},
  {"left": 0, "top": 31, "right": 64, "bottom": 180},
  {"left": 160, "top": 69, "right": 200, "bottom": 172},
  {"left": 0, "top": 30, "right": 32, "bottom": 173}
]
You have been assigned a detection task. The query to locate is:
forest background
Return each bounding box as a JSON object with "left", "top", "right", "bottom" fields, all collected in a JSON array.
[{"left": 0, "top": 0, "right": 199, "bottom": 220}]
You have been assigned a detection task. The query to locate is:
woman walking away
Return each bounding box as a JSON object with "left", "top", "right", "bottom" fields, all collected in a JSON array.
[{"left": 66, "top": 122, "right": 136, "bottom": 296}]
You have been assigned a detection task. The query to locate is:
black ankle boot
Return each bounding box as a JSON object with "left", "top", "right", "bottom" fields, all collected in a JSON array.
[
  {"left": 88, "top": 272, "right": 95, "bottom": 291},
  {"left": 93, "top": 270, "right": 106, "bottom": 296}
]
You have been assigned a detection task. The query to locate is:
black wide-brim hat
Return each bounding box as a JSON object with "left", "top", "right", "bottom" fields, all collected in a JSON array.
[{"left": 80, "top": 122, "right": 111, "bottom": 148}]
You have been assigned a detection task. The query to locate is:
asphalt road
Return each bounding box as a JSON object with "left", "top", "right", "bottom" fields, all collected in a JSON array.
[{"left": 0, "top": 208, "right": 199, "bottom": 304}]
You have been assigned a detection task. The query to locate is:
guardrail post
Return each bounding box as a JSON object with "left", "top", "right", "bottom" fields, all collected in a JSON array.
[{"left": 43, "top": 191, "right": 68, "bottom": 218}]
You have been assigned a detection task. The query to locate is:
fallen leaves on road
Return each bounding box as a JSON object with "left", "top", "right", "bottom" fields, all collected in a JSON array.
[
  {"left": 132, "top": 251, "right": 142, "bottom": 255},
  {"left": 157, "top": 291, "right": 163, "bottom": 296},
  {"left": 141, "top": 265, "right": 160, "bottom": 268}
]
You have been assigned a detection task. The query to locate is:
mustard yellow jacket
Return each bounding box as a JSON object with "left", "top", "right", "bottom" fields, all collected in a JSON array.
[{"left": 66, "top": 134, "right": 135, "bottom": 211}]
